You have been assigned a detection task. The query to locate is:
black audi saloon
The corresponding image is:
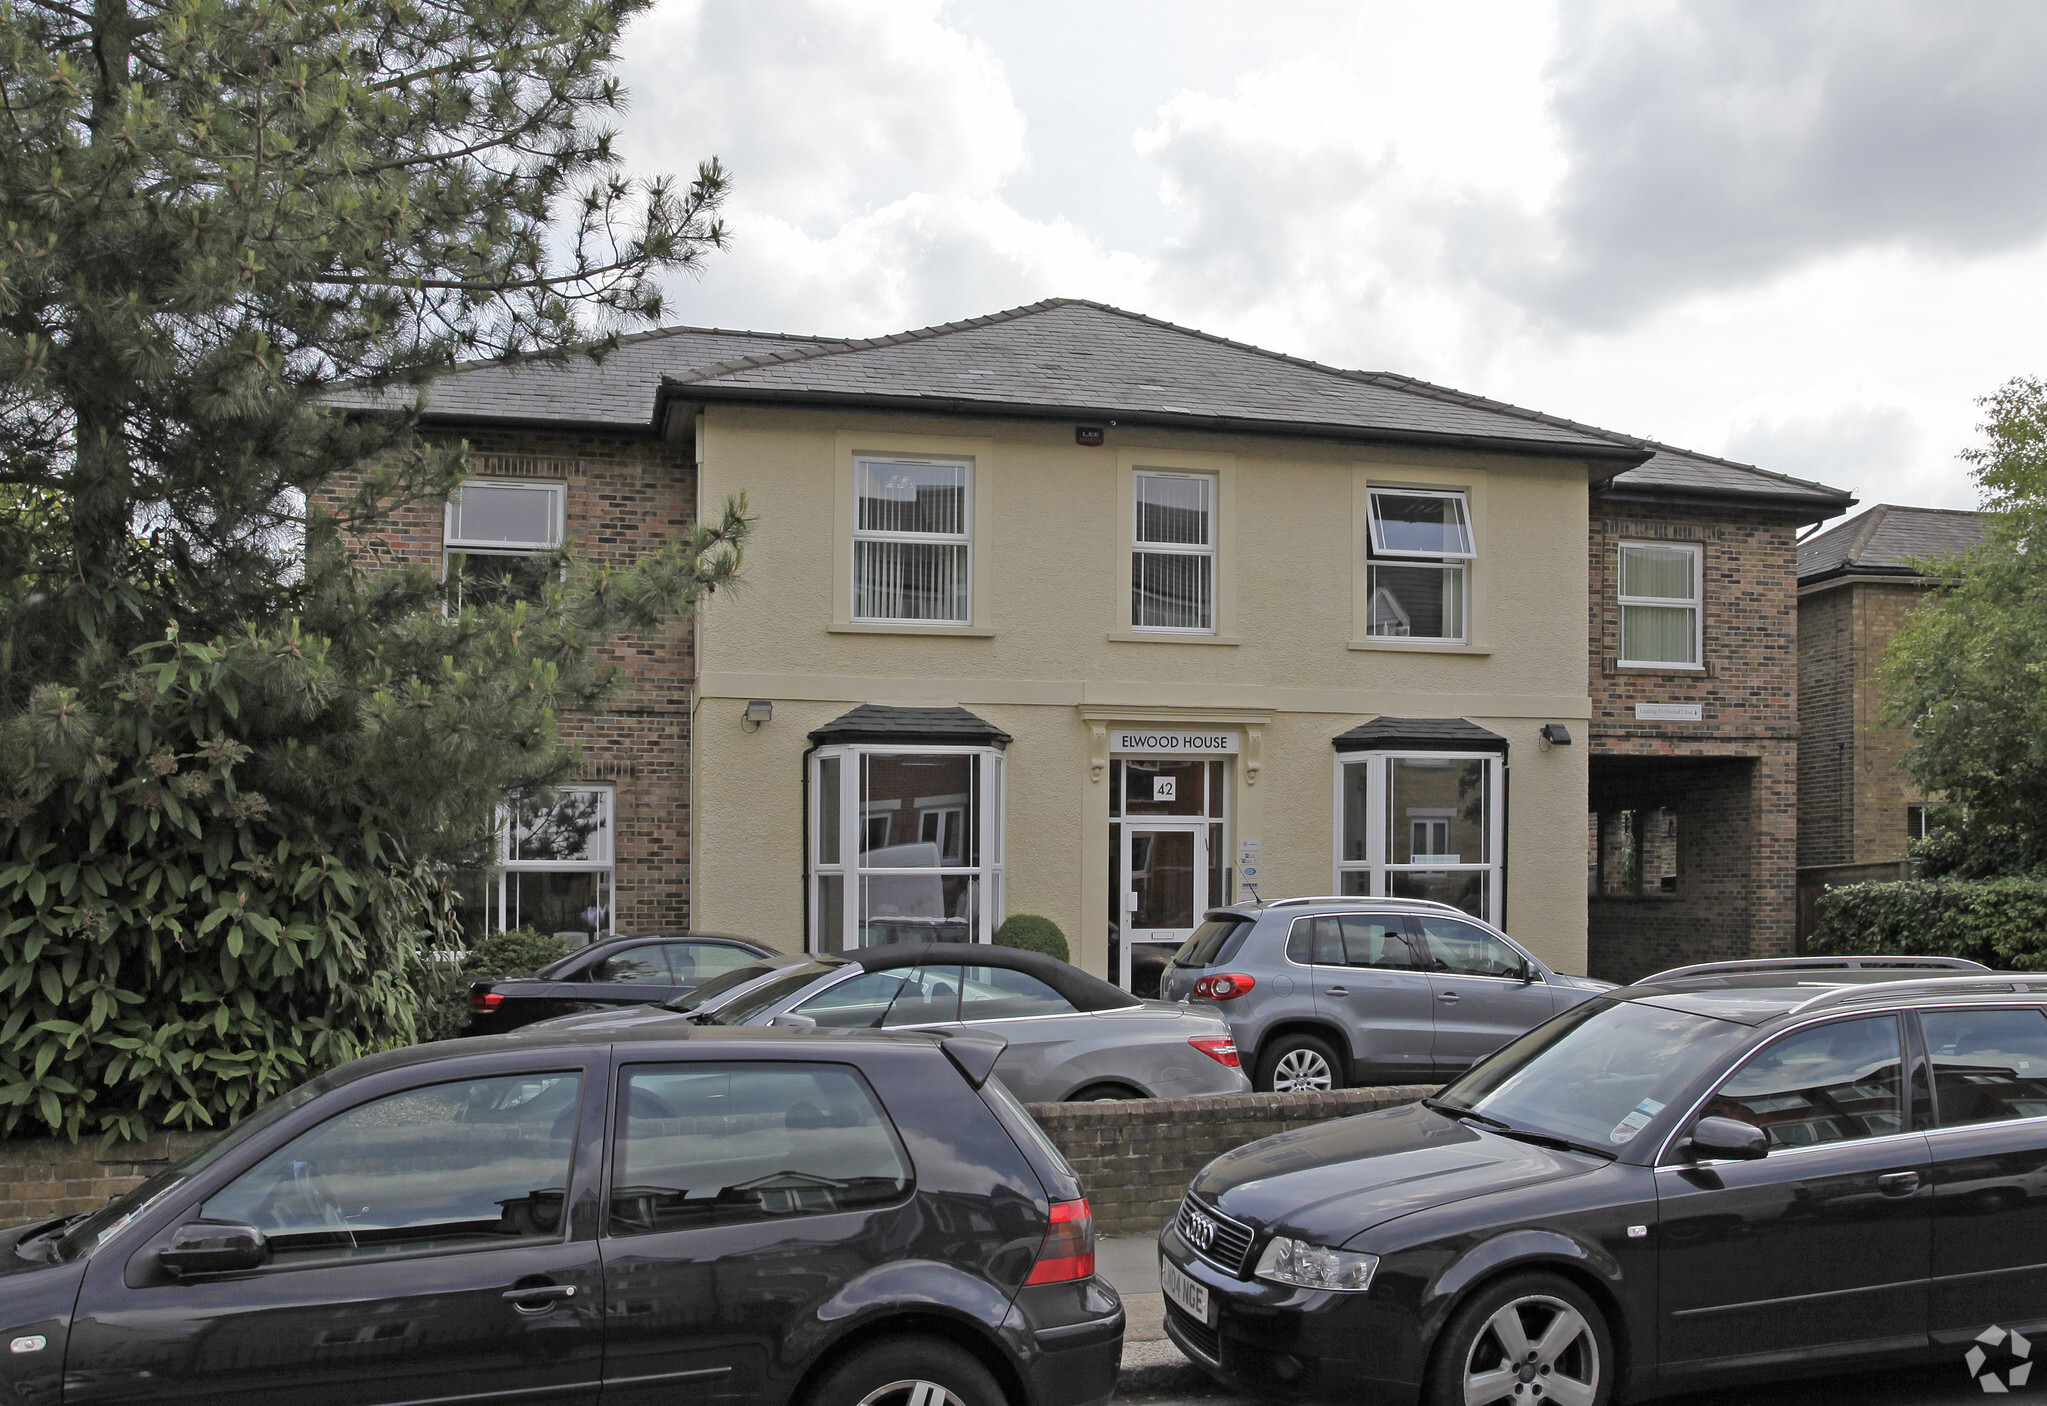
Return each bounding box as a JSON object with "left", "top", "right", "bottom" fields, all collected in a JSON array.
[
  {"left": 1158, "top": 955, "right": 2047, "bottom": 1406},
  {"left": 0, "top": 1020, "right": 1121, "bottom": 1406}
]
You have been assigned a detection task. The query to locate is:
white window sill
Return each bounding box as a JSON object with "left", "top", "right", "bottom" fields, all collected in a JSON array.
[
  {"left": 830, "top": 622, "right": 995, "bottom": 638},
  {"left": 1615, "top": 662, "right": 1706, "bottom": 673},
  {"left": 1107, "top": 631, "right": 1241, "bottom": 646},
  {"left": 1348, "top": 638, "right": 1490, "bottom": 655}
]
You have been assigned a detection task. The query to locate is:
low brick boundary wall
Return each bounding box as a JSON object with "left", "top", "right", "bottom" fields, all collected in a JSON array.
[
  {"left": 0, "top": 1131, "right": 214, "bottom": 1228},
  {"left": 1025, "top": 1085, "right": 1438, "bottom": 1236}
]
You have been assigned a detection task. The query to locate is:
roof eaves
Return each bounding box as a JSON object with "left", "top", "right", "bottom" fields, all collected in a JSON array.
[{"left": 661, "top": 382, "right": 1652, "bottom": 464}]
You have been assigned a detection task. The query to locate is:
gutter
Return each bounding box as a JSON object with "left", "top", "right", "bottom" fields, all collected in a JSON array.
[{"left": 1594, "top": 483, "right": 1856, "bottom": 525}]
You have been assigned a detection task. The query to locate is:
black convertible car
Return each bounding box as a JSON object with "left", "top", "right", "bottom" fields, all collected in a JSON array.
[{"left": 466, "top": 931, "right": 775, "bottom": 1034}]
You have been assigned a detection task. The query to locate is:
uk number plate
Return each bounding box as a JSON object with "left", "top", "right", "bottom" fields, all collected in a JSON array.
[{"left": 1160, "top": 1255, "right": 1213, "bottom": 1326}]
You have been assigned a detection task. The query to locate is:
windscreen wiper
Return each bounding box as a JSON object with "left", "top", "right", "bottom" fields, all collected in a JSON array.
[
  {"left": 1423, "top": 1097, "right": 1510, "bottom": 1131},
  {"left": 1424, "top": 1100, "right": 1614, "bottom": 1160}
]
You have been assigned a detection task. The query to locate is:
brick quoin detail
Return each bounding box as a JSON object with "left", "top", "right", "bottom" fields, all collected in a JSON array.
[
  {"left": 1585, "top": 506, "right": 1801, "bottom": 983},
  {"left": 317, "top": 428, "right": 697, "bottom": 933}
]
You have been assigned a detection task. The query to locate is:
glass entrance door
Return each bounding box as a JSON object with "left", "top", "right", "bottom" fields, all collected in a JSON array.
[{"left": 1121, "top": 822, "right": 1206, "bottom": 989}]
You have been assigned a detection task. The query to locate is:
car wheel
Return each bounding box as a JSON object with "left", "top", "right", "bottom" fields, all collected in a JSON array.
[
  {"left": 804, "top": 1336, "right": 1005, "bottom": 1406},
  {"left": 1427, "top": 1272, "right": 1613, "bottom": 1406},
  {"left": 1256, "top": 1034, "right": 1345, "bottom": 1093}
]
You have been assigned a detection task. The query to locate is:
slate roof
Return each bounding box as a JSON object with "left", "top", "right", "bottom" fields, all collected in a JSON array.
[
  {"left": 336, "top": 297, "right": 1855, "bottom": 513},
  {"left": 1798, "top": 504, "right": 1988, "bottom": 584},
  {"left": 807, "top": 704, "right": 1013, "bottom": 749},
  {"left": 1331, "top": 717, "right": 1510, "bottom": 753}
]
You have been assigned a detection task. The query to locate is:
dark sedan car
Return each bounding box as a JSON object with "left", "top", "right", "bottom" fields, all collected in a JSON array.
[
  {"left": 1156, "top": 954, "right": 2047, "bottom": 1406},
  {"left": 0, "top": 1020, "right": 1122, "bottom": 1406},
  {"left": 466, "top": 931, "right": 774, "bottom": 1034}
]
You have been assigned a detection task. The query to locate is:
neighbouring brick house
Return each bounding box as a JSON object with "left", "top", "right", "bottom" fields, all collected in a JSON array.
[
  {"left": 1584, "top": 462, "right": 1852, "bottom": 983},
  {"left": 1794, "top": 503, "right": 1987, "bottom": 937},
  {"left": 332, "top": 301, "right": 1853, "bottom": 986}
]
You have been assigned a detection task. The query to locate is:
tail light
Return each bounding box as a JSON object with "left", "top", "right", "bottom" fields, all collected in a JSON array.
[
  {"left": 470, "top": 990, "right": 505, "bottom": 1012},
  {"left": 1025, "top": 1198, "right": 1095, "bottom": 1285},
  {"left": 1194, "top": 973, "right": 1256, "bottom": 1000},
  {"left": 1189, "top": 1036, "right": 1241, "bottom": 1068}
]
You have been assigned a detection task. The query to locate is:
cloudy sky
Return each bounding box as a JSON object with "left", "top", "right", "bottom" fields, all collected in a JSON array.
[{"left": 612, "top": 0, "right": 2047, "bottom": 513}]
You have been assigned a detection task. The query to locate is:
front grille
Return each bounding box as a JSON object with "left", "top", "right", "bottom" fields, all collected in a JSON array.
[
  {"left": 1175, "top": 1194, "right": 1256, "bottom": 1278},
  {"left": 1166, "top": 1303, "right": 1221, "bottom": 1365}
]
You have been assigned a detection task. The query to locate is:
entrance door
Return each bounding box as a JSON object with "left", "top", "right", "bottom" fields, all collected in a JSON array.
[{"left": 1121, "top": 823, "right": 1206, "bottom": 990}]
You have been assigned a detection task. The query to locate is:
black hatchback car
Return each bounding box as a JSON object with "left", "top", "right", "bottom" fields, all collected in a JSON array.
[
  {"left": 1157, "top": 954, "right": 2047, "bottom": 1406},
  {"left": 0, "top": 1020, "right": 1122, "bottom": 1406},
  {"left": 467, "top": 932, "right": 775, "bottom": 1035}
]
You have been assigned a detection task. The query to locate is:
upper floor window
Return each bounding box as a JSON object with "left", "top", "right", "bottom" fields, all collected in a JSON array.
[
  {"left": 853, "top": 457, "right": 970, "bottom": 624},
  {"left": 1618, "top": 541, "right": 1701, "bottom": 667},
  {"left": 1365, "top": 488, "right": 1471, "bottom": 643},
  {"left": 444, "top": 479, "right": 564, "bottom": 609},
  {"left": 1132, "top": 471, "right": 1214, "bottom": 633}
]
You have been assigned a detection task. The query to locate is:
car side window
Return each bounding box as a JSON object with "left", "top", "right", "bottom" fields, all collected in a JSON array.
[
  {"left": 1339, "top": 916, "right": 1417, "bottom": 970},
  {"left": 608, "top": 1062, "right": 911, "bottom": 1235},
  {"left": 1285, "top": 916, "right": 1344, "bottom": 966},
  {"left": 879, "top": 965, "right": 963, "bottom": 1026},
  {"left": 1412, "top": 918, "right": 1523, "bottom": 978},
  {"left": 201, "top": 1073, "right": 582, "bottom": 1265},
  {"left": 1703, "top": 1016, "right": 1904, "bottom": 1149},
  {"left": 793, "top": 971, "right": 911, "bottom": 1028},
  {"left": 958, "top": 967, "right": 1078, "bottom": 1021},
  {"left": 671, "top": 943, "right": 758, "bottom": 982},
  {"left": 1922, "top": 1008, "right": 2047, "bottom": 1127},
  {"left": 590, "top": 946, "right": 672, "bottom": 984}
]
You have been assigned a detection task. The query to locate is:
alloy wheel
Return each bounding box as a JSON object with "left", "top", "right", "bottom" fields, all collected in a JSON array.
[
  {"left": 856, "top": 1382, "right": 967, "bottom": 1406},
  {"left": 1461, "top": 1294, "right": 1599, "bottom": 1406},
  {"left": 1270, "top": 1048, "right": 1333, "bottom": 1092}
]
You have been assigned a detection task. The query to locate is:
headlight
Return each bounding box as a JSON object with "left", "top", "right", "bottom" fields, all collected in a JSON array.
[{"left": 1253, "top": 1236, "right": 1379, "bottom": 1292}]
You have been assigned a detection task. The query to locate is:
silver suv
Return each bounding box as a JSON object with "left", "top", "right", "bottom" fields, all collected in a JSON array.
[{"left": 1156, "top": 896, "right": 1613, "bottom": 1091}]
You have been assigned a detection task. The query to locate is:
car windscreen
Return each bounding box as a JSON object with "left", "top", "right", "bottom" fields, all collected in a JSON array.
[
  {"left": 697, "top": 963, "right": 841, "bottom": 1024},
  {"left": 1173, "top": 917, "right": 1253, "bottom": 968},
  {"left": 1430, "top": 998, "right": 1753, "bottom": 1153},
  {"left": 665, "top": 958, "right": 802, "bottom": 1014}
]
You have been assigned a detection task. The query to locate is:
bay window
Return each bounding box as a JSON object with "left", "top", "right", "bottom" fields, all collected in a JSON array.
[
  {"left": 1335, "top": 752, "right": 1503, "bottom": 921},
  {"left": 1365, "top": 488, "right": 1472, "bottom": 643},
  {"left": 1618, "top": 541, "right": 1702, "bottom": 667},
  {"left": 853, "top": 457, "right": 970, "bottom": 624},
  {"left": 1132, "top": 471, "right": 1215, "bottom": 632},
  {"left": 809, "top": 746, "right": 1003, "bottom": 953},
  {"left": 487, "top": 786, "right": 614, "bottom": 939}
]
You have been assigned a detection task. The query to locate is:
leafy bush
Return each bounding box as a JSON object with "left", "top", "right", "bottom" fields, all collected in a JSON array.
[
  {"left": 1809, "top": 877, "right": 2047, "bottom": 970},
  {"left": 412, "top": 928, "right": 571, "bottom": 1044},
  {"left": 465, "top": 928, "right": 569, "bottom": 980},
  {"left": 994, "top": 914, "right": 1069, "bottom": 963}
]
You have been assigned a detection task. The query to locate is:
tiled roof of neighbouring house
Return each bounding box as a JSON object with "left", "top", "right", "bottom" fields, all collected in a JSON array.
[
  {"left": 1331, "top": 717, "right": 1510, "bottom": 753},
  {"left": 807, "top": 704, "right": 1013, "bottom": 749},
  {"left": 1797, "top": 503, "right": 1989, "bottom": 584},
  {"left": 337, "top": 297, "right": 1856, "bottom": 513}
]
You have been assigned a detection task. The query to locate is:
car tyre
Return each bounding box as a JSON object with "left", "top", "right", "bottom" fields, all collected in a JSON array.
[
  {"left": 1255, "top": 1033, "right": 1345, "bottom": 1093},
  {"left": 803, "top": 1335, "right": 1006, "bottom": 1406},
  {"left": 1425, "top": 1271, "right": 1613, "bottom": 1406}
]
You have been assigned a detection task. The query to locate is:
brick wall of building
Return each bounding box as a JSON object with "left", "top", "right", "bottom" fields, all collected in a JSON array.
[
  {"left": 1584, "top": 504, "right": 1803, "bottom": 979},
  {"left": 315, "top": 428, "right": 698, "bottom": 933},
  {"left": 1797, "top": 584, "right": 1855, "bottom": 867}
]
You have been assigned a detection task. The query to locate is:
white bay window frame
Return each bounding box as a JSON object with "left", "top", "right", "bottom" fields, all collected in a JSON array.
[{"left": 1333, "top": 751, "right": 1504, "bottom": 922}]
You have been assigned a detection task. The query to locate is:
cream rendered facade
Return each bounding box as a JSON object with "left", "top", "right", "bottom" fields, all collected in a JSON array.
[{"left": 690, "top": 404, "right": 1598, "bottom": 980}]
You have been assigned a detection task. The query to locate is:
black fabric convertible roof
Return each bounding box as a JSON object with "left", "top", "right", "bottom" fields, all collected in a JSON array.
[{"left": 847, "top": 942, "right": 1138, "bottom": 1012}]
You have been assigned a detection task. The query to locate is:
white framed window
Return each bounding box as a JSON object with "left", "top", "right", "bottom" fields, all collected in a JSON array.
[
  {"left": 1132, "top": 470, "right": 1215, "bottom": 633},
  {"left": 809, "top": 747, "right": 1004, "bottom": 954},
  {"left": 852, "top": 457, "right": 970, "bottom": 624},
  {"left": 487, "top": 785, "right": 614, "bottom": 941},
  {"left": 1365, "top": 488, "right": 1471, "bottom": 643},
  {"left": 1335, "top": 752, "right": 1503, "bottom": 921},
  {"left": 444, "top": 479, "right": 565, "bottom": 609},
  {"left": 1617, "top": 541, "right": 1702, "bottom": 667}
]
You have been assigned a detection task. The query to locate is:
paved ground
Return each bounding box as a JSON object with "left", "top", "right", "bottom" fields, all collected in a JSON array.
[{"left": 1096, "top": 1236, "right": 2019, "bottom": 1405}]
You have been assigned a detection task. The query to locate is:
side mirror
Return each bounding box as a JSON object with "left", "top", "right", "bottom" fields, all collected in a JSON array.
[
  {"left": 1688, "top": 1116, "right": 1769, "bottom": 1161},
  {"left": 158, "top": 1221, "right": 268, "bottom": 1277},
  {"left": 1520, "top": 963, "right": 1539, "bottom": 985},
  {"left": 766, "top": 1013, "right": 817, "bottom": 1030}
]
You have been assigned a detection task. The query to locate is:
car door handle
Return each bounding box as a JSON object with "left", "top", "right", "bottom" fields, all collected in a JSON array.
[
  {"left": 502, "top": 1284, "right": 577, "bottom": 1309},
  {"left": 1878, "top": 1171, "right": 1922, "bottom": 1197},
  {"left": 1437, "top": 991, "right": 1460, "bottom": 1004},
  {"left": 1326, "top": 987, "right": 1349, "bottom": 996}
]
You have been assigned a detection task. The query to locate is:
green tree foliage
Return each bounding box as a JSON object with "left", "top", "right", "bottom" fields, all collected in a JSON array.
[
  {"left": 0, "top": 0, "right": 739, "bottom": 1137},
  {"left": 993, "top": 914, "right": 1070, "bottom": 963},
  {"left": 1810, "top": 877, "right": 2047, "bottom": 970},
  {"left": 1884, "top": 377, "right": 2047, "bottom": 878}
]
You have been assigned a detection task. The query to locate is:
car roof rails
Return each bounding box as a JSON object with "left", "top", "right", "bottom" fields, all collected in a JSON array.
[
  {"left": 1256, "top": 895, "right": 1469, "bottom": 914},
  {"left": 1640, "top": 955, "right": 1989, "bottom": 986},
  {"left": 1790, "top": 973, "right": 2047, "bottom": 1015}
]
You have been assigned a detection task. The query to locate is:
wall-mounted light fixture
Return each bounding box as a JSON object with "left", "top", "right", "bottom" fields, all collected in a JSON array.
[
  {"left": 1538, "top": 722, "right": 1573, "bottom": 751},
  {"left": 742, "top": 699, "right": 773, "bottom": 733}
]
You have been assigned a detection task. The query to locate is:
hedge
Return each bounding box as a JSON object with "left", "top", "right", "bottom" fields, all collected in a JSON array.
[{"left": 1809, "top": 876, "right": 2047, "bottom": 970}]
